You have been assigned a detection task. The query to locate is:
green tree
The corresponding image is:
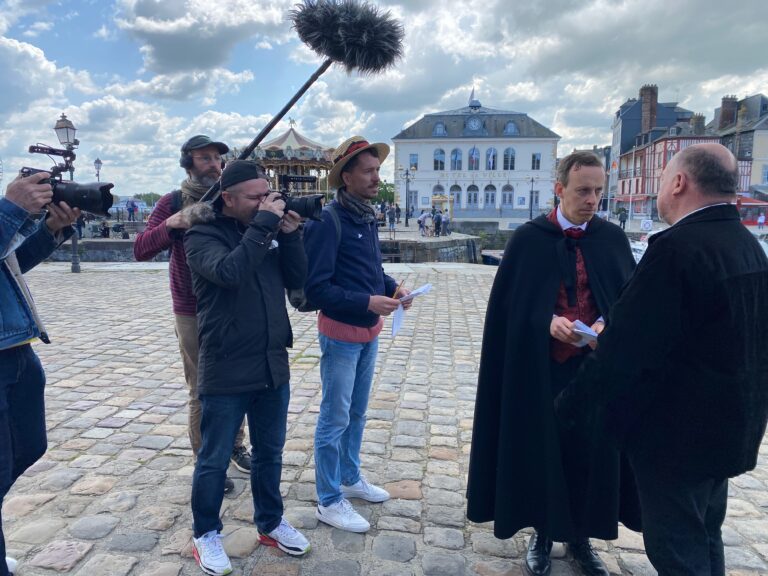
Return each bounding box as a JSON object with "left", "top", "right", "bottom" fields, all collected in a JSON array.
[{"left": 375, "top": 181, "right": 395, "bottom": 205}]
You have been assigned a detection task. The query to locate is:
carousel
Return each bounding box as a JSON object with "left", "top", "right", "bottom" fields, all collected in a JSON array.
[{"left": 225, "top": 120, "right": 334, "bottom": 197}]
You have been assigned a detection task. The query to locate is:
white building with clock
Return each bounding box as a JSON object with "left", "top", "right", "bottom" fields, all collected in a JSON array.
[{"left": 392, "top": 94, "right": 560, "bottom": 224}]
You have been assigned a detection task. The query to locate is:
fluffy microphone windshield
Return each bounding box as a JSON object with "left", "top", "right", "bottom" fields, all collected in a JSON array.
[{"left": 290, "top": 0, "right": 404, "bottom": 74}]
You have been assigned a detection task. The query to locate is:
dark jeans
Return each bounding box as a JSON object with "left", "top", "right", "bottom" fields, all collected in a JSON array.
[
  {"left": 191, "top": 384, "right": 289, "bottom": 537},
  {"left": 0, "top": 345, "right": 47, "bottom": 576},
  {"left": 629, "top": 451, "right": 727, "bottom": 576}
]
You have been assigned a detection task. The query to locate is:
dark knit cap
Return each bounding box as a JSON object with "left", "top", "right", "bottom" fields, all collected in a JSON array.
[
  {"left": 220, "top": 160, "right": 266, "bottom": 190},
  {"left": 181, "top": 134, "right": 229, "bottom": 154}
]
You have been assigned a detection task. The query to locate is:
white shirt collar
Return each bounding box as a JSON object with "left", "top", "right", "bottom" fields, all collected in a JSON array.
[
  {"left": 556, "top": 206, "right": 588, "bottom": 231},
  {"left": 675, "top": 202, "right": 730, "bottom": 226}
]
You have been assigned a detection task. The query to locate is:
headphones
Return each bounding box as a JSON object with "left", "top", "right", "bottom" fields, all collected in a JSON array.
[{"left": 179, "top": 145, "right": 226, "bottom": 170}]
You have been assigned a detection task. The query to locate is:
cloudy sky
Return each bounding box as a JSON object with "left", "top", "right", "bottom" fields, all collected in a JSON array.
[{"left": 0, "top": 0, "right": 766, "bottom": 199}]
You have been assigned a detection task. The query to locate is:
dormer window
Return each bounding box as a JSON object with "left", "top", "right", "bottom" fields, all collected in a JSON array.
[
  {"left": 433, "top": 122, "right": 447, "bottom": 136},
  {"left": 503, "top": 121, "right": 519, "bottom": 136}
]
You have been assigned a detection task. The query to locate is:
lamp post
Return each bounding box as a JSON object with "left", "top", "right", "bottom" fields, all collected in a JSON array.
[
  {"left": 94, "top": 157, "right": 102, "bottom": 182},
  {"left": 54, "top": 113, "right": 80, "bottom": 273},
  {"left": 398, "top": 164, "right": 416, "bottom": 227},
  {"left": 528, "top": 176, "right": 538, "bottom": 220}
]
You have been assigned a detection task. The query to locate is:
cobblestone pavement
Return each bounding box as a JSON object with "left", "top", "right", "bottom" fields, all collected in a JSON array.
[{"left": 4, "top": 263, "right": 767, "bottom": 576}]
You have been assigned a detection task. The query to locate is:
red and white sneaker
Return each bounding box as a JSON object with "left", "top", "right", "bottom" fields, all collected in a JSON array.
[
  {"left": 192, "top": 530, "right": 232, "bottom": 575},
  {"left": 259, "top": 517, "right": 311, "bottom": 556}
]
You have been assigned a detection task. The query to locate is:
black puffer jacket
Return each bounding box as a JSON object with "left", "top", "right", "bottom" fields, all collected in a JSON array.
[{"left": 184, "top": 206, "right": 307, "bottom": 395}]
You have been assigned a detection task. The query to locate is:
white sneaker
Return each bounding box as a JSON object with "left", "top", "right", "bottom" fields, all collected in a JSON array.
[
  {"left": 341, "top": 475, "right": 390, "bottom": 503},
  {"left": 6, "top": 557, "right": 18, "bottom": 575},
  {"left": 192, "top": 530, "right": 232, "bottom": 575},
  {"left": 259, "top": 517, "right": 311, "bottom": 556},
  {"left": 316, "top": 498, "right": 370, "bottom": 532}
]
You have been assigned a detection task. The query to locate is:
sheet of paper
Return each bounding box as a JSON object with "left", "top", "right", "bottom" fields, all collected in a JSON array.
[
  {"left": 398, "top": 283, "right": 432, "bottom": 304},
  {"left": 391, "top": 304, "right": 405, "bottom": 338},
  {"left": 391, "top": 283, "right": 433, "bottom": 338},
  {"left": 571, "top": 319, "right": 598, "bottom": 348}
]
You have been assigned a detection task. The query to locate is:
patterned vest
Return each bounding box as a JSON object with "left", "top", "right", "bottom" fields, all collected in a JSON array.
[{"left": 548, "top": 210, "right": 600, "bottom": 364}]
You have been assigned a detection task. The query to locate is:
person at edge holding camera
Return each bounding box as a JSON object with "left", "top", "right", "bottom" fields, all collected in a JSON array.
[
  {"left": 303, "top": 136, "right": 411, "bottom": 533},
  {"left": 134, "top": 135, "right": 252, "bottom": 494},
  {"left": 0, "top": 172, "right": 80, "bottom": 576},
  {"left": 183, "top": 160, "right": 310, "bottom": 575}
]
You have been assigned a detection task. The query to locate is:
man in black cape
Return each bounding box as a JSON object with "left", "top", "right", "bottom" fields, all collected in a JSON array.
[
  {"left": 467, "top": 151, "right": 641, "bottom": 576},
  {"left": 556, "top": 144, "right": 768, "bottom": 576}
]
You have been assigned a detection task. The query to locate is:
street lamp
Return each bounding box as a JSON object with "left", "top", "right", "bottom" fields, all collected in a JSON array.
[
  {"left": 54, "top": 113, "right": 80, "bottom": 273},
  {"left": 94, "top": 157, "right": 102, "bottom": 182},
  {"left": 398, "top": 164, "right": 416, "bottom": 227},
  {"left": 528, "top": 176, "right": 538, "bottom": 220}
]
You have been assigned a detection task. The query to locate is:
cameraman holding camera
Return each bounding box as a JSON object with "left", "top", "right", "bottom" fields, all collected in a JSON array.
[
  {"left": 184, "top": 160, "right": 310, "bottom": 575},
  {"left": 1, "top": 172, "right": 79, "bottom": 576},
  {"left": 134, "top": 136, "right": 252, "bottom": 492}
]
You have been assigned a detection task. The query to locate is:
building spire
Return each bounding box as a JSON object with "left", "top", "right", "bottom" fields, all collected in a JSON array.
[{"left": 468, "top": 86, "right": 481, "bottom": 110}]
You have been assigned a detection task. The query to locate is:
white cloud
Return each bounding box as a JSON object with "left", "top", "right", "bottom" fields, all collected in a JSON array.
[
  {"left": 115, "top": 0, "right": 293, "bottom": 73},
  {"left": 21, "top": 21, "right": 53, "bottom": 38},
  {"left": 106, "top": 69, "right": 255, "bottom": 104},
  {"left": 0, "top": 36, "right": 97, "bottom": 114},
  {"left": 94, "top": 25, "right": 117, "bottom": 41}
]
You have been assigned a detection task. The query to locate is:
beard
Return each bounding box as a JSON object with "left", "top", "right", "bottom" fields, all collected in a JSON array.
[{"left": 191, "top": 168, "right": 220, "bottom": 188}]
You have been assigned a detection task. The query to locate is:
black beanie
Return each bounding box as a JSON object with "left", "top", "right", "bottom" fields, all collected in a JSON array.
[{"left": 220, "top": 160, "right": 265, "bottom": 190}]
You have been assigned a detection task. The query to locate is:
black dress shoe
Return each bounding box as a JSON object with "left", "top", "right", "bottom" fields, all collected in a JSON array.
[
  {"left": 224, "top": 476, "right": 235, "bottom": 494},
  {"left": 567, "top": 539, "right": 609, "bottom": 576},
  {"left": 525, "top": 532, "right": 553, "bottom": 576}
]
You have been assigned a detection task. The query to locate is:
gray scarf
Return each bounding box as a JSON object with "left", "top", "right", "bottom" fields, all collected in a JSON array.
[
  {"left": 337, "top": 187, "right": 376, "bottom": 223},
  {"left": 180, "top": 177, "right": 212, "bottom": 208}
]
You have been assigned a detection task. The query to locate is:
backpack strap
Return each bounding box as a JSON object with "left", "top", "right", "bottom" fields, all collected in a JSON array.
[
  {"left": 170, "top": 189, "right": 183, "bottom": 214},
  {"left": 324, "top": 203, "right": 342, "bottom": 249}
]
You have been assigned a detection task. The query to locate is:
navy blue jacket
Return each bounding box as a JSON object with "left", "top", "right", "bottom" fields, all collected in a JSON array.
[
  {"left": 1, "top": 197, "right": 72, "bottom": 349},
  {"left": 304, "top": 200, "right": 397, "bottom": 328}
]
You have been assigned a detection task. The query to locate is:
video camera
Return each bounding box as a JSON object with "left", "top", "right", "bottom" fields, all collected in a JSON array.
[
  {"left": 277, "top": 174, "right": 323, "bottom": 220},
  {"left": 21, "top": 145, "right": 114, "bottom": 216}
]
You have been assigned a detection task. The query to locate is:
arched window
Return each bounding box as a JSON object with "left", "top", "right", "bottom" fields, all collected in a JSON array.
[
  {"left": 450, "top": 148, "right": 462, "bottom": 171},
  {"left": 502, "top": 184, "right": 514, "bottom": 205},
  {"left": 503, "top": 121, "right": 519, "bottom": 135},
  {"left": 432, "top": 184, "right": 445, "bottom": 196},
  {"left": 467, "top": 184, "right": 479, "bottom": 206},
  {"left": 434, "top": 148, "right": 445, "bottom": 171},
  {"left": 486, "top": 148, "right": 497, "bottom": 170},
  {"left": 484, "top": 184, "right": 496, "bottom": 207},
  {"left": 503, "top": 148, "right": 516, "bottom": 170},
  {"left": 450, "top": 184, "right": 462, "bottom": 207},
  {"left": 432, "top": 122, "right": 447, "bottom": 136},
  {"left": 468, "top": 147, "right": 480, "bottom": 171}
]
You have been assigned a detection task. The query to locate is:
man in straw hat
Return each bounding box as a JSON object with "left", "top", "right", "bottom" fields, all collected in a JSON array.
[{"left": 304, "top": 136, "right": 412, "bottom": 533}]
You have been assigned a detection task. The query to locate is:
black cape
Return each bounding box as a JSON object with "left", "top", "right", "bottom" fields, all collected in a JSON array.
[{"left": 466, "top": 214, "right": 642, "bottom": 540}]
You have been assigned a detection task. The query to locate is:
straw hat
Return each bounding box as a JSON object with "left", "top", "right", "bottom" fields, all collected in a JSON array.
[{"left": 327, "top": 136, "right": 390, "bottom": 189}]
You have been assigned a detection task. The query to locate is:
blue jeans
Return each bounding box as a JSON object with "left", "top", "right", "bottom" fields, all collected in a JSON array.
[
  {"left": 0, "top": 345, "right": 47, "bottom": 576},
  {"left": 315, "top": 334, "right": 378, "bottom": 507},
  {"left": 191, "top": 384, "right": 289, "bottom": 537}
]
